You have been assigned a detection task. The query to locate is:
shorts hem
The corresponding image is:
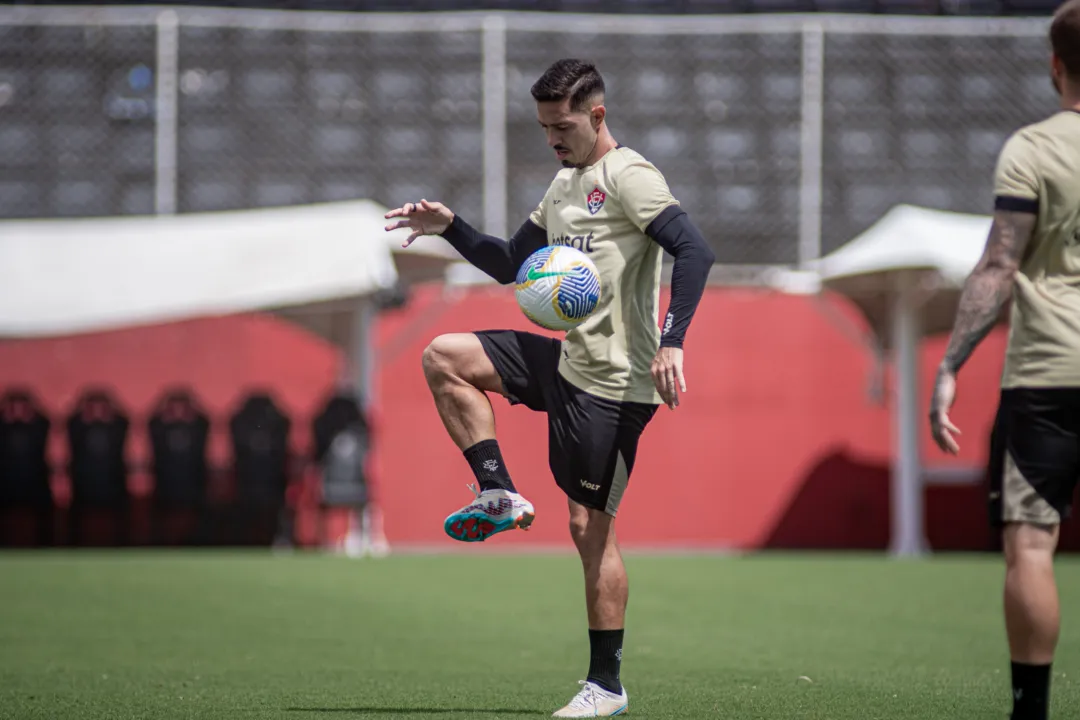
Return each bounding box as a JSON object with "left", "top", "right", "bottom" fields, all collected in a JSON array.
[
  {"left": 473, "top": 331, "right": 524, "bottom": 406},
  {"left": 993, "top": 516, "right": 1062, "bottom": 529},
  {"left": 563, "top": 489, "right": 618, "bottom": 516},
  {"left": 993, "top": 507, "right": 1067, "bottom": 527}
]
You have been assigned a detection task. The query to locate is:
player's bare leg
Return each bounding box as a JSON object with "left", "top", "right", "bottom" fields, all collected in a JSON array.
[
  {"left": 421, "top": 333, "right": 535, "bottom": 542},
  {"left": 1003, "top": 522, "right": 1059, "bottom": 720},
  {"left": 552, "top": 499, "right": 629, "bottom": 718},
  {"left": 568, "top": 501, "right": 627, "bottom": 630},
  {"left": 422, "top": 333, "right": 503, "bottom": 448}
]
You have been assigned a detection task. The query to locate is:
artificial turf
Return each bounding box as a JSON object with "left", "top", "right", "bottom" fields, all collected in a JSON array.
[{"left": 1, "top": 550, "right": 1077, "bottom": 719}]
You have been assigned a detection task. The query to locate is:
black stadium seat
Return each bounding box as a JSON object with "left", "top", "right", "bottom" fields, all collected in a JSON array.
[
  {"left": 148, "top": 388, "right": 211, "bottom": 545},
  {"left": 226, "top": 392, "right": 292, "bottom": 546},
  {"left": 312, "top": 391, "right": 370, "bottom": 510},
  {"left": 66, "top": 388, "right": 131, "bottom": 546},
  {"left": 0, "top": 389, "right": 53, "bottom": 547}
]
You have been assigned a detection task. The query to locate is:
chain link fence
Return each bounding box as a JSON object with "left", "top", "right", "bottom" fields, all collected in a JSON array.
[
  {"left": 821, "top": 32, "right": 1057, "bottom": 255},
  {"left": 0, "top": 8, "right": 1056, "bottom": 271},
  {"left": 176, "top": 26, "right": 483, "bottom": 222},
  {"left": 0, "top": 23, "right": 157, "bottom": 217}
]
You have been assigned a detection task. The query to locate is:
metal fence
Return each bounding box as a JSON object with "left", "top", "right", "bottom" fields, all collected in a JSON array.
[{"left": 0, "top": 7, "right": 1055, "bottom": 272}]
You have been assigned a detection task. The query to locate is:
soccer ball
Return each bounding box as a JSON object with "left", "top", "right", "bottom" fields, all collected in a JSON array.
[{"left": 514, "top": 246, "right": 602, "bottom": 331}]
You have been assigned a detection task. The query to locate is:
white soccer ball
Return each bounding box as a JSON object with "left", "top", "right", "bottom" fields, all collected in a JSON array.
[{"left": 514, "top": 246, "right": 602, "bottom": 332}]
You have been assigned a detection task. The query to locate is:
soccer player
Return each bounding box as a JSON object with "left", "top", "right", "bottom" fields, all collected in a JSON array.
[
  {"left": 384, "top": 59, "right": 715, "bottom": 717},
  {"left": 929, "top": 4, "right": 1080, "bottom": 719}
]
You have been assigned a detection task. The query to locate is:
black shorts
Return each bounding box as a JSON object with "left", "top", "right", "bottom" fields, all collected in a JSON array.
[
  {"left": 988, "top": 388, "right": 1080, "bottom": 528},
  {"left": 475, "top": 330, "right": 658, "bottom": 516}
]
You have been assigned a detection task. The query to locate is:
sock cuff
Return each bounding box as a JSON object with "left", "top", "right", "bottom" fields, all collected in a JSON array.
[
  {"left": 464, "top": 439, "right": 501, "bottom": 457},
  {"left": 589, "top": 629, "right": 624, "bottom": 636}
]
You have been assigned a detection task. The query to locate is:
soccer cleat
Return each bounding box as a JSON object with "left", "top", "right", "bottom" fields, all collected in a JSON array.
[
  {"left": 443, "top": 484, "right": 535, "bottom": 542},
  {"left": 552, "top": 680, "right": 628, "bottom": 717}
]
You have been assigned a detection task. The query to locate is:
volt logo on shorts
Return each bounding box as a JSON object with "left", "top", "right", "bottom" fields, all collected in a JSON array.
[
  {"left": 580, "top": 479, "right": 601, "bottom": 491},
  {"left": 526, "top": 266, "right": 572, "bottom": 282}
]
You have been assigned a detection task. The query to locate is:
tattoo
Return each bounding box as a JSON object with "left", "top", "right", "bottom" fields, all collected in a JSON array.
[{"left": 940, "top": 209, "right": 1037, "bottom": 375}]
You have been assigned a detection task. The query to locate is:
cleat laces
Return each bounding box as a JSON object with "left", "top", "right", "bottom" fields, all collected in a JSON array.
[{"left": 566, "top": 681, "right": 600, "bottom": 713}]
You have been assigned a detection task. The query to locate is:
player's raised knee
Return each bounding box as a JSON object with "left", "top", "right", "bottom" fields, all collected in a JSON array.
[
  {"left": 422, "top": 333, "right": 486, "bottom": 384},
  {"left": 421, "top": 335, "right": 456, "bottom": 381}
]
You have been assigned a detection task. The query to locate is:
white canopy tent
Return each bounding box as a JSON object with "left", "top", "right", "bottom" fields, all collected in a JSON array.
[
  {"left": 0, "top": 199, "right": 403, "bottom": 337},
  {"left": 0, "top": 199, "right": 466, "bottom": 403},
  {"left": 794, "top": 204, "right": 995, "bottom": 556}
]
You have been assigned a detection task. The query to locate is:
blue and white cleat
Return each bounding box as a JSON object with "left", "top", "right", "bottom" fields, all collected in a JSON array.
[
  {"left": 552, "top": 680, "right": 628, "bottom": 717},
  {"left": 443, "top": 484, "right": 535, "bottom": 542}
]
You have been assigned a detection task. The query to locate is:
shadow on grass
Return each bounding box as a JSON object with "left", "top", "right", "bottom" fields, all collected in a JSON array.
[{"left": 285, "top": 708, "right": 544, "bottom": 715}]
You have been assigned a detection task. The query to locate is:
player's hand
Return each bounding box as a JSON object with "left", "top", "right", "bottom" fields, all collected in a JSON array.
[
  {"left": 651, "top": 346, "right": 686, "bottom": 410},
  {"left": 929, "top": 367, "right": 961, "bottom": 454},
  {"left": 384, "top": 199, "right": 454, "bottom": 248}
]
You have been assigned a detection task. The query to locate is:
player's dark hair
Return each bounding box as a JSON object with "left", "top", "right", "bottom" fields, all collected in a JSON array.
[
  {"left": 530, "top": 59, "right": 605, "bottom": 112},
  {"left": 1051, "top": 0, "right": 1080, "bottom": 79}
]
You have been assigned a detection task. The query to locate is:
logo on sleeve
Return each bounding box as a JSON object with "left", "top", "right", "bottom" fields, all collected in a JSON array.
[{"left": 586, "top": 187, "right": 606, "bottom": 215}]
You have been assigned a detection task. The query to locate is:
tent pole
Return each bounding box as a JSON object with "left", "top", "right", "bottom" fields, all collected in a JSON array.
[
  {"left": 339, "top": 298, "right": 390, "bottom": 557},
  {"left": 341, "top": 298, "right": 376, "bottom": 410},
  {"left": 890, "top": 272, "right": 927, "bottom": 557}
]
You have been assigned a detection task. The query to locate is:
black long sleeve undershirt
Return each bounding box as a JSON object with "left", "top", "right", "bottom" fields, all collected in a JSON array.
[
  {"left": 440, "top": 208, "right": 714, "bottom": 348},
  {"left": 646, "top": 205, "right": 716, "bottom": 349},
  {"left": 439, "top": 214, "right": 546, "bottom": 285}
]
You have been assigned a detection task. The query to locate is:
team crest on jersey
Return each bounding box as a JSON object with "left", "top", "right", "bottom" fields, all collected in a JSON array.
[{"left": 586, "top": 187, "right": 606, "bottom": 215}]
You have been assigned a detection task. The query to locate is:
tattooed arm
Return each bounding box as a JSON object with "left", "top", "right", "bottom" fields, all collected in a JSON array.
[
  {"left": 929, "top": 209, "right": 1037, "bottom": 454},
  {"left": 941, "top": 210, "right": 1037, "bottom": 373}
]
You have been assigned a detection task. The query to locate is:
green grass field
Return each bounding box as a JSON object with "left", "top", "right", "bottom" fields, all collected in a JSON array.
[{"left": 1, "top": 551, "right": 1078, "bottom": 719}]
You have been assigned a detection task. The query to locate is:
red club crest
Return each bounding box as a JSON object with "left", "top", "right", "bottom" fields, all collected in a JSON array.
[{"left": 586, "top": 187, "right": 606, "bottom": 215}]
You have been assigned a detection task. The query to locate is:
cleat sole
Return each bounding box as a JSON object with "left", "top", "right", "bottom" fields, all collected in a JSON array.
[{"left": 444, "top": 510, "right": 535, "bottom": 542}]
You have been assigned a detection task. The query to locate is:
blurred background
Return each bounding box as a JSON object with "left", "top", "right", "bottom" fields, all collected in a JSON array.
[{"left": 0, "top": 0, "right": 1073, "bottom": 557}]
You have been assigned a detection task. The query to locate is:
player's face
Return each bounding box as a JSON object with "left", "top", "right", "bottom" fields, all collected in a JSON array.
[{"left": 536, "top": 99, "right": 602, "bottom": 169}]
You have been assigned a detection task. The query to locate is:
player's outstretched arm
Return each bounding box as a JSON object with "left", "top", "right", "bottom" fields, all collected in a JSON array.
[
  {"left": 646, "top": 206, "right": 717, "bottom": 409},
  {"left": 440, "top": 214, "right": 547, "bottom": 285},
  {"left": 929, "top": 208, "right": 1036, "bottom": 454},
  {"left": 385, "top": 199, "right": 545, "bottom": 285}
]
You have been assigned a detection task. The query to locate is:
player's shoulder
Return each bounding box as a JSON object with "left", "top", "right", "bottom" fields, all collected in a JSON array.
[
  {"left": 1003, "top": 111, "right": 1077, "bottom": 154},
  {"left": 601, "top": 147, "right": 671, "bottom": 195},
  {"left": 604, "top": 146, "right": 664, "bottom": 175}
]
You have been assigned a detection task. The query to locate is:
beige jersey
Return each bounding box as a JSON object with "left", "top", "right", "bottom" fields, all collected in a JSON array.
[
  {"left": 993, "top": 110, "right": 1080, "bottom": 389},
  {"left": 528, "top": 146, "right": 679, "bottom": 404}
]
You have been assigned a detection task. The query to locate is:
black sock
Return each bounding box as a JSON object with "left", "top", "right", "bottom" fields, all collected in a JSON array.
[
  {"left": 463, "top": 440, "right": 516, "bottom": 493},
  {"left": 1011, "top": 661, "right": 1051, "bottom": 720},
  {"left": 586, "top": 629, "right": 624, "bottom": 695}
]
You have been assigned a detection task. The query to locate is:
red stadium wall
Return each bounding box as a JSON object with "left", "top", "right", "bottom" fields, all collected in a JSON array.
[
  {"left": 373, "top": 286, "right": 1012, "bottom": 552},
  {"left": 3, "top": 284, "right": 1079, "bottom": 551}
]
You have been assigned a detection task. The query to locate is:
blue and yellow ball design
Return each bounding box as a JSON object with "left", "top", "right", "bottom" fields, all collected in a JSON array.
[{"left": 514, "top": 246, "right": 602, "bottom": 332}]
